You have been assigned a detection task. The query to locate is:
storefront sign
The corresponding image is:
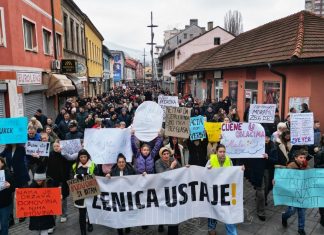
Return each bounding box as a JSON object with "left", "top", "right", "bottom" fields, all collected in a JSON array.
[
  {"left": 16, "top": 72, "right": 42, "bottom": 85},
  {"left": 61, "top": 59, "right": 77, "bottom": 73}
]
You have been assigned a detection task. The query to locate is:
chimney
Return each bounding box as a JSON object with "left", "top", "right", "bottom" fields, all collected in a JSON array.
[
  {"left": 207, "top": 21, "right": 213, "bottom": 31},
  {"left": 190, "top": 19, "right": 198, "bottom": 26}
]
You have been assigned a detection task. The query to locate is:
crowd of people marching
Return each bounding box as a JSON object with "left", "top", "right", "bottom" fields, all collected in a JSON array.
[{"left": 0, "top": 84, "right": 323, "bottom": 235}]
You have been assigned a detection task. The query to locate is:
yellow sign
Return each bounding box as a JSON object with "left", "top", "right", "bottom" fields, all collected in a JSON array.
[{"left": 204, "top": 122, "right": 222, "bottom": 142}]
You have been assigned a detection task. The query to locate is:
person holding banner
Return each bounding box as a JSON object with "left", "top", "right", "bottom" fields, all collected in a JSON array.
[
  {"left": 0, "top": 157, "right": 14, "bottom": 235},
  {"left": 72, "top": 149, "right": 96, "bottom": 235},
  {"left": 315, "top": 135, "right": 324, "bottom": 227},
  {"left": 206, "top": 144, "right": 238, "bottom": 235}
]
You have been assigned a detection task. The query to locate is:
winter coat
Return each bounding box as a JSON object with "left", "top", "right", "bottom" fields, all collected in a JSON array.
[
  {"left": 76, "top": 111, "right": 88, "bottom": 132},
  {"left": 155, "top": 157, "right": 181, "bottom": 173},
  {"left": 315, "top": 147, "right": 324, "bottom": 168},
  {"left": 118, "top": 114, "right": 131, "bottom": 127},
  {"left": 110, "top": 163, "right": 136, "bottom": 176},
  {"left": 29, "top": 180, "right": 56, "bottom": 231},
  {"left": 46, "top": 151, "right": 70, "bottom": 198},
  {"left": 0, "top": 145, "right": 30, "bottom": 188},
  {"left": 276, "top": 141, "right": 291, "bottom": 166},
  {"left": 57, "top": 120, "right": 70, "bottom": 140},
  {"left": 65, "top": 130, "right": 83, "bottom": 140},
  {"left": 0, "top": 168, "right": 14, "bottom": 208},
  {"left": 187, "top": 138, "right": 208, "bottom": 167},
  {"left": 165, "top": 143, "right": 185, "bottom": 166},
  {"left": 131, "top": 135, "right": 163, "bottom": 174}
]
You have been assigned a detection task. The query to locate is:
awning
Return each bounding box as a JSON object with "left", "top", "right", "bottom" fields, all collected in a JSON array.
[
  {"left": 65, "top": 74, "right": 84, "bottom": 98},
  {"left": 46, "top": 74, "right": 75, "bottom": 97}
]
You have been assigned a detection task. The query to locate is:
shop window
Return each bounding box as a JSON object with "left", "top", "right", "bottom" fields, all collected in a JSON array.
[
  {"left": 42, "top": 28, "right": 52, "bottom": 55},
  {"left": 263, "top": 81, "right": 280, "bottom": 108},
  {"left": 0, "top": 7, "right": 7, "bottom": 47},
  {"left": 229, "top": 81, "right": 238, "bottom": 105},
  {"left": 23, "top": 18, "right": 37, "bottom": 51}
]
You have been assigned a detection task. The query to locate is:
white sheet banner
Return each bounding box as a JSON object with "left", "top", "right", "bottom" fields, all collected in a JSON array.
[
  {"left": 248, "top": 104, "right": 276, "bottom": 123},
  {"left": 290, "top": 113, "right": 314, "bottom": 145},
  {"left": 221, "top": 123, "right": 265, "bottom": 158},
  {"left": 25, "top": 141, "right": 50, "bottom": 156},
  {"left": 133, "top": 101, "right": 163, "bottom": 142},
  {"left": 85, "top": 166, "right": 243, "bottom": 228},
  {"left": 84, "top": 128, "right": 132, "bottom": 164},
  {"left": 158, "top": 95, "right": 179, "bottom": 121}
]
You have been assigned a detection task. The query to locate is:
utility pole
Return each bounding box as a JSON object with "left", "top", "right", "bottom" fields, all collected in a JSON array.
[
  {"left": 147, "top": 11, "right": 158, "bottom": 85},
  {"left": 143, "top": 48, "right": 147, "bottom": 85}
]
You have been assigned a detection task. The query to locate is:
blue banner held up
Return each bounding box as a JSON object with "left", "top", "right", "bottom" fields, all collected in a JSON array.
[{"left": 0, "top": 117, "right": 28, "bottom": 144}]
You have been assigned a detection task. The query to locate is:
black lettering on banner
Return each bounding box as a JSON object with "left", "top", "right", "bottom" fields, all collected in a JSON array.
[
  {"left": 178, "top": 183, "right": 188, "bottom": 205},
  {"left": 165, "top": 186, "right": 177, "bottom": 207},
  {"left": 101, "top": 192, "right": 111, "bottom": 211},
  {"left": 199, "top": 182, "right": 210, "bottom": 202},
  {"left": 188, "top": 181, "right": 199, "bottom": 201},
  {"left": 221, "top": 184, "right": 230, "bottom": 206},
  {"left": 127, "top": 192, "right": 134, "bottom": 211},
  {"left": 135, "top": 191, "right": 145, "bottom": 209},
  {"left": 147, "top": 189, "right": 159, "bottom": 208},
  {"left": 92, "top": 195, "right": 101, "bottom": 209},
  {"left": 211, "top": 185, "right": 218, "bottom": 205},
  {"left": 111, "top": 192, "right": 126, "bottom": 212}
]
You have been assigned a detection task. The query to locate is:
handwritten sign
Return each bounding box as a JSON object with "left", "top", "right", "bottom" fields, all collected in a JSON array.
[
  {"left": 221, "top": 123, "right": 265, "bottom": 158},
  {"left": 204, "top": 122, "right": 222, "bottom": 142},
  {"left": 165, "top": 107, "right": 191, "bottom": 139},
  {"left": 0, "top": 117, "right": 28, "bottom": 144},
  {"left": 84, "top": 128, "right": 132, "bottom": 164},
  {"left": 190, "top": 116, "right": 206, "bottom": 140},
  {"left": 67, "top": 175, "right": 100, "bottom": 201},
  {"left": 290, "top": 113, "right": 314, "bottom": 145},
  {"left": 158, "top": 95, "right": 179, "bottom": 120},
  {"left": 15, "top": 188, "right": 62, "bottom": 218},
  {"left": 60, "top": 139, "right": 82, "bottom": 156},
  {"left": 273, "top": 168, "right": 324, "bottom": 208},
  {"left": 248, "top": 104, "right": 276, "bottom": 123},
  {"left": 133, "top": 101, "right": 164, "bottom": 142},
  {"left": 26, "top": 141, "right": 50, "bottom": 157},
  {"left": 0, "top": 170, "right": 5, "bottom": 191}
]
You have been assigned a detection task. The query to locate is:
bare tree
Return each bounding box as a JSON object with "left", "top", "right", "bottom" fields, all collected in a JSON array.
[{"left": 224, "top": 10, "right": 243, "bottom": 36}]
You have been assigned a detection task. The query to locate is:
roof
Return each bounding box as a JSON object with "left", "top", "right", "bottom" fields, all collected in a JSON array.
[
  {"left": 102, "top": 45, "right": 112, "bottom": 57},
  {"left": 125, "top": 58, "right": 138, "bottom": 69},
  {"left": 171, "top": 11, "right": 324, "bottom": 75},
  {"left": 84, "top": 14, "right": 104, "bottom": 41}
]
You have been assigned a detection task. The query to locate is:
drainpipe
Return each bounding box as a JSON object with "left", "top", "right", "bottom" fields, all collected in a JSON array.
[{"left": 267, "top": 63, "right": 286, "bottom": 121}]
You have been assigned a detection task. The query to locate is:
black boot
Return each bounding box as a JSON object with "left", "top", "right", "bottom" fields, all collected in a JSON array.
[
  {"left": 81, "top": 229, "right": 87, "bottom": 235},
  {"left": 87, "top": 223, "right": 93, "bottom": 232}
]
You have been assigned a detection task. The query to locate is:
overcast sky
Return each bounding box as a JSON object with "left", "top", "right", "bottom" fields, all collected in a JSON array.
[{"left": 74, "top": 0, "right": 305, "bottom": 53}]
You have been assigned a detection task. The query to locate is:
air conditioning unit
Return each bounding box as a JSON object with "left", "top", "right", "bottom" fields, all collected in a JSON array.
[{"left": 51, "top": 60, "right": 61, "bottom": 70}]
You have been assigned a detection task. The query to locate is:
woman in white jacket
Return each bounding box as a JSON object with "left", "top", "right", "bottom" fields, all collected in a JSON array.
[{"left": 165, "top": 137, "right": 185, "bottom": 166}]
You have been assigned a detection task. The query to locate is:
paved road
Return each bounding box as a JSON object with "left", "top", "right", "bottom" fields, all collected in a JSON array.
[{"left": 9, "top": 180, "right": 324, "bottom": 235}]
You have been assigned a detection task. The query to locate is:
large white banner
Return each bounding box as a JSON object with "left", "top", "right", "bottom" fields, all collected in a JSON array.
[
  {"left": 132, "top": 101, "right": 163, "bottom": 142},
  {"left": 85, "top": 166, "right": 243, "bottom": 228},
  {"left": 158, "top": 95, "right": 179, "bottom": 121},
  {"left": 221, "top": 123, "right": 265, "bottom": 158},
  {"left": 248, "top": 104, "right": 276, "bottom": 123},
  {"left": 290, "top": 113, "right": 314, "bottom": 145},
  {"left": 84, "top": 128, "right": 132, "bottom": 164}
]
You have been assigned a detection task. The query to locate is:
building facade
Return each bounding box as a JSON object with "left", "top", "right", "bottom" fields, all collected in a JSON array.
[
  {"left": 125, "top": 58, "right": 137, "bottom": 84},
  {"left": 102, "top": 44, "right": 113, "bottom": 92},
  {"left": 111, "top": 50, "right": 125, "bottom": 86},
  {"left": 305, "top": 0, "right": 324, "bottom": 16}
]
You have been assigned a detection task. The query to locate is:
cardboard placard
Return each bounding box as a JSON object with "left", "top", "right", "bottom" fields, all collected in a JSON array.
[
  {"left": 204, "top": 122, "right": 222, "bottom": 142},
  {"left": 165, "top": 107, "right": 191, "bottom": 139},
  {"left": 67, "top": 175, "right": 100, "bottom": 201}
]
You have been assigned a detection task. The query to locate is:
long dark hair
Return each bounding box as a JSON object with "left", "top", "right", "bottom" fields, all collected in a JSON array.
[
  {"left": 169, "top": 137, "right": 181, "bottom": 157},
  {"left": 0, "top": 157, "right": 6, "bottom": 170},
  {"left": 76, "top": 149, "right": 91, "bottom": 166},
  {"left": 116, "top": 153, "right": 126, "bottom": 163}
]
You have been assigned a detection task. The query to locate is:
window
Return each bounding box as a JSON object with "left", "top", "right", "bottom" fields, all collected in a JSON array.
[
  {"left": 55, "top": 33, "right": 62, "bottom": 57},
  {"left": 229, "top": 81, "right": 238, "bottom": 106},
  {"left": 214, "top": 80, "right": 223, "bottom": 102},
  {"left": 42, "top": 28, "right": 51, "bottom": 55},
  {"left": 63, "top": 14, "right": 68, "bottom": 49},
  {"left": 70, "top": 19, "right": 74, "bottom": 51},
  {"left": 81, "top": 28, "right": 85, "bottom": 55},
  {"left": 190, "top": 34, "right": 193, "bottom": 38},
  {"left": 0, "top": 7, "right": 7, "bottom": 47},
  {"left": 23, "top": 18, "right": 37, "bottom": 51},
  {"left": 214, "top": 37, "right": 220, "bottom": 45},
  {"left": 263, "top": 81, "right": 280, "bottom": 108},
  {"left": 76, "top": 23, "right": 79, "bottom": 53},
  {"left": 184, "top": 33, "right": 187, "bottom": 39}
]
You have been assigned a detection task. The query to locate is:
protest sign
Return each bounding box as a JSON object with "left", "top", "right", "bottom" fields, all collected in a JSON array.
[
  {"left": 15, "top": 188, "right": 62, "bottom": 218},
  {"left": 248, "top": 104, "right": 276, "bottom": 123},
  {"left": 158, "top": 95, "right": 179, "bottom": 120},
  {"left": 84, "top": 128, "right": 132, "bottom": 164},
  {"left": 273, "top": 168, "right": 324, "bottom": 208},
  {"left": 204, "top": 122, "right": 222, "bottom": 142},
  {"left": 67, "top": 175, "right": 100, "bottom": 201},
  {"left": 60, "top": 139, "right": 82, "bottom": 156},
  {"left": 133, "top": 101, "right": 163, "bottom": 142},
  {"left": 165, "top": 107, "right": 191, "bottom": 139},
  {"left": 190, "top": 116, "right": 206, "bottom": 140},
  {"left": 290, "top": 113, "right": 314, "bottom": 145},
  {"left": 26, "top": 141, "right": 50, "bottom": 157},
  {"left": 0, "top": 117, "right": 28, "bottom": 144},
  {"left": 85, "top": 165, "right": 243, "bottom": 228},
  {"left": 0, "top": 170, "right": 5, "bottom": 191},
  {"left": 289, "top": 97, "right": 309, "bottom": 113},
  {"left": 221, "top": 123, "right": 265, "bottom": 158}
]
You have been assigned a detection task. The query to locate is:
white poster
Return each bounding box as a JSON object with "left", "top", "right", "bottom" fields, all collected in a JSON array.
[
  {"left": 0, "top": 170, "right": 5, "bottom": 191},
  {"left": 60, "top": 139, "right": 82, "bottom": 156},
  {"left": 85, "top": 166, "right": 243, "bottom": 228},
  {"left": 84, "top": 128, "right": 132, "bottom": 164},
  {"left": 290, "top": 113, "right": 314, "bottom": 145},
  {"left": 158, "top": 95, "right": 179, "bottom": 120},
  {"left": 221, "top": 123, "right": 265, "bottom": 158},
  {"left": 289, "top": 97, "right": 310, "bottom": 113},
  {"left": 248, "top": 104, "right": 276, "bottom": 123},
  {"left": 133, "top": 101, "right": 163, "bottom": 142},
  {"left": 25, "top": 141, "right": 50, "bottom": 157}
]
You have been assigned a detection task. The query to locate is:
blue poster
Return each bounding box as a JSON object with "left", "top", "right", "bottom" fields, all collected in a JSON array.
[
  {"left": 273, "top": 168, "right": 324, "bottom": 208},
  {"left": 190, "top": 115, "right": 206, "bottom": 140},
  {"left": 113, "top": 54, "right": 121, "bottom": 82},
  {"left": 0, "top": 117, "right": 28, "bottom": 144}
]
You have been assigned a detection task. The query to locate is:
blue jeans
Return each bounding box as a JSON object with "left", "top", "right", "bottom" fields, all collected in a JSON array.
[
  {"left": 282, "top": 206, "right": 306, "bottom": 230},
  {"left": 208, "top": 218, "right": 237, "bottom": 235},
  {"left": 0, "top": 204, "right": 11, "bottom": 235}
]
